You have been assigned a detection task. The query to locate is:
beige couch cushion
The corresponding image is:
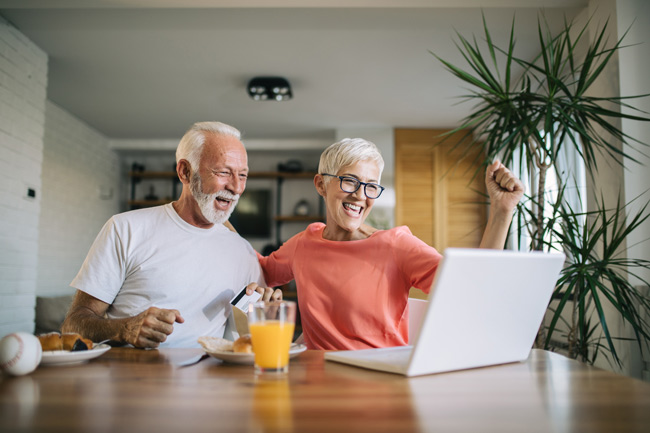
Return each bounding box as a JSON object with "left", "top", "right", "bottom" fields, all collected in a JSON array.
[{"left": 35, "top": 295, "right": 74, "bottom": 335}]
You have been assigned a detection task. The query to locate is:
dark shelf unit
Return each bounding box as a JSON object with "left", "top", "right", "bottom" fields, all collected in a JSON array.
[
  {"left": 265, "top": 171, "right": 323, "bottom": 245},
  {"left": 128, "top": 171, "right": 179, "bottom": 209}
]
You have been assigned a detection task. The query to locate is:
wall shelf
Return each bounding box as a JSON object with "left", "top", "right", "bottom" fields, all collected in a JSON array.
[
  {"left": 128, "top": 199, "right": 173, "bottom": 207},
  {"left": 128, "top": 170, "right": 180, "bottom": 210},
  {"left": 274, "top": 215, "right": 323, "bottom": 222},
  {"left": 129, "top": 171, "right": 177, "bottom": 178},
  {"left": 248, "top": 171, "right": 316, "bottom": 179}
]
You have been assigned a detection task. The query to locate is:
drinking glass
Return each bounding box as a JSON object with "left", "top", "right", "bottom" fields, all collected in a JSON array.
[{"left": 248, "top": 300, "right": 296, "bottom": 374}]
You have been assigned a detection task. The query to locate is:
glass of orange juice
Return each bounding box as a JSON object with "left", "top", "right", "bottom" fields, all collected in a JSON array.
[{"left": 248, "top": 300, "right": 296, "bottom": 374}]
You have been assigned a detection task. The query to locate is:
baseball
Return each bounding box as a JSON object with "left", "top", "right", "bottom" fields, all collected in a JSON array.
[{"left": 0, "top": 332, "right": 43, "bottom": 376}]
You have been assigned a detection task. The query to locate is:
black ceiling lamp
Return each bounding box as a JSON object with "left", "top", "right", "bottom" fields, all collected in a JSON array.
[{"left": 247, "top": 76, "right": 293, "bottom": 101}]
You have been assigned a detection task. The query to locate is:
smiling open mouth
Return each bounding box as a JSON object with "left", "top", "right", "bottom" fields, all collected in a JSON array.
[
  {"left": 214, "top": 193, "right": 239, "bottom": 211},
  {"left": 343, "top": 202, "right": 362, "bottom": 214}
]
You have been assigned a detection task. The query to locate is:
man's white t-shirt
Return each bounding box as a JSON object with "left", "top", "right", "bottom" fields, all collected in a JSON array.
[{"left": 71, "top": 203, "right": 263, "bottom": 348}]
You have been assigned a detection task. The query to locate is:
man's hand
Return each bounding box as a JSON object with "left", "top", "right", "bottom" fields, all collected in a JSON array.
[
  {"left": 485, "top": 160, "right": 524, "bottom": 216},
  {"left": 124, "top": 307, "right": 185, "bottom": 349},
  {"left": 245, "top": 282, "right": 283, "bottom": 302},
  {"left": 62, "top": 290, "right": 185, "bottom": 349}
]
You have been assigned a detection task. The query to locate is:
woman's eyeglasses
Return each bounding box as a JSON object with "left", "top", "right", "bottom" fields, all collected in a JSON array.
[{"left": 321, "top": 174, "right": 385, "bottom": 199}]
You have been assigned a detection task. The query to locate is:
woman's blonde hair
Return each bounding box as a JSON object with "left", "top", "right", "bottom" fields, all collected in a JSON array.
[{"left": 318, "top": 138, "right": 384, "bottom": 182}]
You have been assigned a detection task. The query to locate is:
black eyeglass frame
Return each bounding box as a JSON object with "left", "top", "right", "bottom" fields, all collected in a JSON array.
[{"left": 321, "top": 173, "right": 385, "bottom": 199}]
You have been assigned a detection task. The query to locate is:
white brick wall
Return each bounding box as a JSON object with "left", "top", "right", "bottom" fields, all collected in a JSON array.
[
  {"left": 0, "top": 15, "right": 48, "bottom": 336},
  {"left": 37, "top": 101, "right": 120, "bottom": 298}
]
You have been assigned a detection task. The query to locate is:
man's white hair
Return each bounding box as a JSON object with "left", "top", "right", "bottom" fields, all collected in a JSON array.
[
  {"left": 175, "top": 121, "right": 241, "bottom": 170},
  {"left": 318, "top": 138, "right": 385, "bottom": 182}
]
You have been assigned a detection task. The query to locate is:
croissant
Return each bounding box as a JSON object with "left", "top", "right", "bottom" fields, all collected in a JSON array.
[{"left": 38, "top": 332, "right": 93, "bottom": 351}]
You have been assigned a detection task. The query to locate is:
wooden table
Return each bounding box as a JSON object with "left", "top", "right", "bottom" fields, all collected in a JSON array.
[{"left": 1, "top": 348, "right": 649, "bottom": 432}]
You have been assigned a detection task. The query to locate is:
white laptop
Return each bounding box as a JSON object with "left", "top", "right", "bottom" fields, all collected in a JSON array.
[{"left": 324, "top": 248, "right": 565, "bottom": 377}]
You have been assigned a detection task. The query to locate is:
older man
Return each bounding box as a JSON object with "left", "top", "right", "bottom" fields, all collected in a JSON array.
[{"left": 62, "top": 121, "right": 279, "bottom": 348}]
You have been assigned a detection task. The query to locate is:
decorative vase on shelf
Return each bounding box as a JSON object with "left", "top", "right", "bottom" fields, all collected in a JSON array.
[
  {"left": 144, "top": 185, "right": 158, "bottom": 201},
  {"left": 293, "top": 200, "right": 310, "bottom": 216}
]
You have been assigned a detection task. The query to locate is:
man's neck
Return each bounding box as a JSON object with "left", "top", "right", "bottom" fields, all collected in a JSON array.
[{"left": 172, "top": 193, "right": 215, "bottom": 229}]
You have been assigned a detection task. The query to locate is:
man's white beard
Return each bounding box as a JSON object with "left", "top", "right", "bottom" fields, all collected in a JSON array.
[{"left": 190, "top": 172, "right": 239, "bottom": 225}]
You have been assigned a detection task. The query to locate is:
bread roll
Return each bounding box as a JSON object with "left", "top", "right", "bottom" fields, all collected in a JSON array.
[
  {"left": 232, "top": 334, "right": 253, "bottom": 354},
  {"left": 198, "top": 336, "right": 233, "bottom": 353},
  {"left": 38, "top": 332, "right": 63, "bottom": 351}
]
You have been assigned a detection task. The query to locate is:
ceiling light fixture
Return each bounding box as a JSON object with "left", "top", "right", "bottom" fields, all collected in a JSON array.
[{"left": 247, "top": 76, "right": 293, "bottom": 101}]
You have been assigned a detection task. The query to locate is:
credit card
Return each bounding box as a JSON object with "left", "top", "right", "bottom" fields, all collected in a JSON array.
[{"left": 230, "top": 286, "right": 262, "bottom": 313}]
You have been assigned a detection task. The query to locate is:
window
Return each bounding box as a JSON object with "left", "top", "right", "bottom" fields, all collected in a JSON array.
[{"left": 510, "top": 132, "right": 586, "bottom": 251}]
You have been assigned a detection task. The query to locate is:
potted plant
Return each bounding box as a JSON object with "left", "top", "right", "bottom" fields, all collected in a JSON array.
[
  {"left": 545, "top": 190, "right": 650, "bottom": 365},
  {"left": 433, "top": 13, "right": 650, "bottom": 367}
]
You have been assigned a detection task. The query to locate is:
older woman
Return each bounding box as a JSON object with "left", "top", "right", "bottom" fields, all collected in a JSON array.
[{"left": 256, "top": 138, "right": 524, "bottom": 350}]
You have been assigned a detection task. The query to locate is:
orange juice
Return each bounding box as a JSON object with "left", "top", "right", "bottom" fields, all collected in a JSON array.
[{"left": 250, "top": 320, "right": 295, "bottom": 369}]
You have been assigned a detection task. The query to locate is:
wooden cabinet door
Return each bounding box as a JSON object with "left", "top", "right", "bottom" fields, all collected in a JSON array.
[{"left": 395, "top": 129, "right": 486, "bottom": 297}]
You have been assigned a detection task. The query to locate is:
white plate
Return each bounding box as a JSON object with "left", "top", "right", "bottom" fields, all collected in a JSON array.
[
  {"left": 40, "top": 344, "right": 111, "bottom": 366},
  {"left": 205, "top": 344, "right": 307, "bottom": 365}
]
